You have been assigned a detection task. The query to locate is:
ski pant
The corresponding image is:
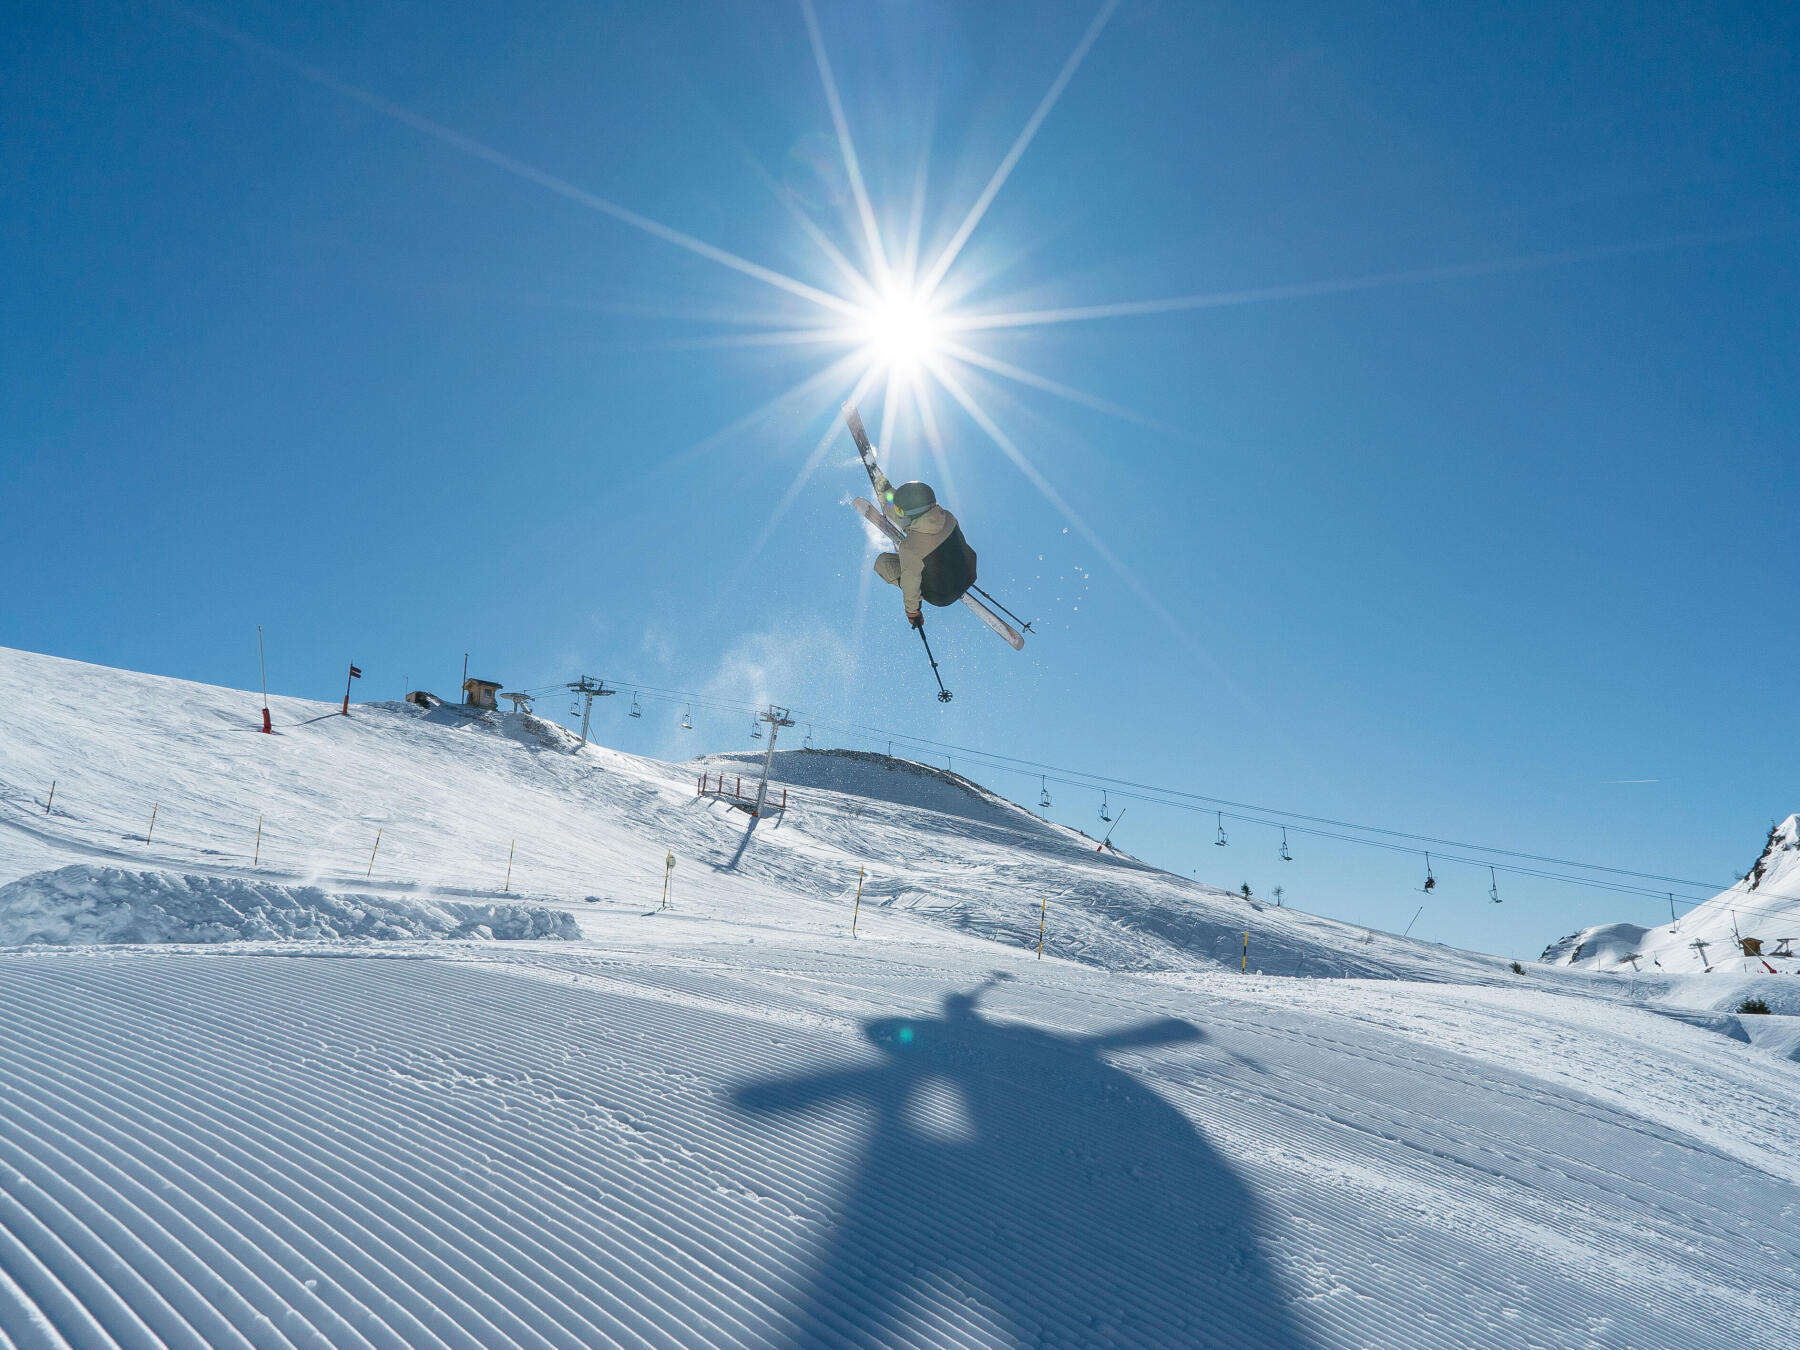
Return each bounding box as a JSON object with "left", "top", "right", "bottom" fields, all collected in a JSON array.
[{"left": 873, "top": 552, "right": 921, "bottom": 618}]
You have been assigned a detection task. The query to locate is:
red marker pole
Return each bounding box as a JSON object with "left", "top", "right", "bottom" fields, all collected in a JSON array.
[
  {"left": 342, "top": 663, "right": 362, "bottom": 715},
  {"left": 257, "top": 626, "right": 272, "bottom": 733}
]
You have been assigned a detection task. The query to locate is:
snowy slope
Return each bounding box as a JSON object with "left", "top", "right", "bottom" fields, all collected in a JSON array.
[
  {"left": 2, "top": 645, "right": 1799, "bottom": 1349},
  {"left": 0, "top": 645, "right": 1507, "bottom": 981},
  {"left": 1544, "top": 814, "right": 1800, "bottom": 977}
]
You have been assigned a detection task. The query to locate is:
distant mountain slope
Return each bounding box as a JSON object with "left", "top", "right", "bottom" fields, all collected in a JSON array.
[{"left": 1543, "top": 815, "right": 1800, "bottom": 975}]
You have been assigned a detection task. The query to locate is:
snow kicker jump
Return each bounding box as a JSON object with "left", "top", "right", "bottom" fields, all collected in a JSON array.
[{"left": 841, "top": 402, "right": 1028, "bottom": 670}]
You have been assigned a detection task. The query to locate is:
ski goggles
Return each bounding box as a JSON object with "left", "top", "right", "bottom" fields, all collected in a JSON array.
[{"left": 886, "top": 492, "right": 932, "bottom": 521}]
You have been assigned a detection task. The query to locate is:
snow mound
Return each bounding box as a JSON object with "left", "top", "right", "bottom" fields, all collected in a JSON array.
[
  {"left": 1544, "top": 814, "right": 1800, "bottom": 975},
  {"left": 1539, "top": 921, "right": 1649, "bottom": 968},
  {"left": 0, "top": 866, "right": 580, "bottom": 946},
  {"left": 698, "top": 747, "right": 1050, "bottom": 832},
  {"left": 376, "top": 698, "right": 589, "bottom": 754}
]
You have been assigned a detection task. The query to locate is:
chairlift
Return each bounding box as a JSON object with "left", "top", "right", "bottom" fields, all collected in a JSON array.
[
  {"left": 1214, "top": 812, "right": 1228, "bottom": 847},
  {"left": 680, "top": 706, "right": 693, "bottom": 731},
  {"left": 1099, "top": 791, "right": 1111, "bottom": 824},
  {"left": 628, "top": 693, "right": 642, "bottom": 719},
  {"left": 750, "top": 718, "right": 763, "bottom": 741},
  {"left": 568, "top": 701, "right": 580, "bottom": 719},
  {"left": 1279, "top": 826, "right": 1292, "bottom": 862},
  {"left": 1488, "top": 866, "right": 1501, "bottom": 904},
  {"left": 1420, "top": 852, "right": 1436, "bottom": 894},
  {"left": 803, "top": 724, "right": 814, "bottom": 749},
  {"left": 1038, "top": 777, "right": 1053, "bottom": 811}
]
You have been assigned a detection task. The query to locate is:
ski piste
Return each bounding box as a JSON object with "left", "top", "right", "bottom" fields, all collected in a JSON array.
[{"left": 853, "top": 497, "right": 1026, "bottom": 650}]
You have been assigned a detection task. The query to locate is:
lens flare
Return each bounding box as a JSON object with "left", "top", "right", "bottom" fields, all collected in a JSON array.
[{"left": 858, "top": 287, "right": 943, "bottom": 373}]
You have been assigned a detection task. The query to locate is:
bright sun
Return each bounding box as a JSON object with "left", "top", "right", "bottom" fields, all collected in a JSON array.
[{"left": 857, "top": 287, "right": 943, "bottom": 372}]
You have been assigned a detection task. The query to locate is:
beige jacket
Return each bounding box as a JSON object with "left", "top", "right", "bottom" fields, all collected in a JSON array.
[{"left": 875, "top": 474, "right": 959, "bottom": 618}]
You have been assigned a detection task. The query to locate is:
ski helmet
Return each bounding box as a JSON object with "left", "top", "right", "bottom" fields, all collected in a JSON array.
[{"left": 891, "top": 481, "right": 936, "bottom": 520}]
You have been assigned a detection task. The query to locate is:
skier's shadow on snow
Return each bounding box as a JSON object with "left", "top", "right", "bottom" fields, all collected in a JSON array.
[{"left": 733, "top": 981, "right": 1311, "bottom": 1348}]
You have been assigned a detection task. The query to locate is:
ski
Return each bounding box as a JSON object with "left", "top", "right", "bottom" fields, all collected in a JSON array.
[
  {"left": 852, "top": 498, "right": 1025, "bottom": 650},
  {"left": 841, "top": 401, "right": 883, "bottom": 496},
  {"left": 959, "top": 591, "right": 1027, "bottom": 651}
]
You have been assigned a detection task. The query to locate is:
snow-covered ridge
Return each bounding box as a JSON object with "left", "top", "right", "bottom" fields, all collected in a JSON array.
[
  {"left": 1543, "top": 813, "right": 1800, "bottom": 976},
  {"left": 0, "top": 644, "right": 1509, "bottom": 979},
  {"left": 0, "top": 865, "right": 580, "bottom": 945}
]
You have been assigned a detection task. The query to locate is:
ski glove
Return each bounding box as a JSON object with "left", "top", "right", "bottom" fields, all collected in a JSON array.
[{"left": 908, "top": 611, "right": 925, "bottom": 630}]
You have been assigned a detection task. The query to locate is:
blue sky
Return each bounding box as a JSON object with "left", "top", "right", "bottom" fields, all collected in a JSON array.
[{"left": 5, "top": 0, "right": 1796, "bottom": 958}]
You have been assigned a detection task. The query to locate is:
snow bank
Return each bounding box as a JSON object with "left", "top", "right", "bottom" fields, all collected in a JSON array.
[{"left": 0, "top": 866, "right": 580, "bottom": 945}]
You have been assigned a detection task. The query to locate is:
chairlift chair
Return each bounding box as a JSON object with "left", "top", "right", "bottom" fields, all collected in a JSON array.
[
  {"left": 1421, "top": 853, "right": 1436, "bottom": 894},
  {"left": 1099, "top": 791, "right": 1111, "bottom": 823},
  {"left": 680, "top": 706, "right": 693, "bottom": 731},
  {"left": 1214, "top": 812, "right": 1228, "bottom": 847},
  {"left": 750, "top": 718, "right": 763, "bottom": 741},
  {"left": 803, "top": 724, "right": 814, "bottom": 749},
  {"left": 1488, "top": 866, "right": 1501, "bottom": 904},
  {"left": 1039, "top": 777, "right": 1053, "bottom": 811},
  {"left": 628, "top": 694, "right": 642, "bottom": 719},
  {"left": 1279, "top": 826, "right": 1293, "bottom": 862}
]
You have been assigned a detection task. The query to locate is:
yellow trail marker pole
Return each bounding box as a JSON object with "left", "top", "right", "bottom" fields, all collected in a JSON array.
[
  {"left": 1242, "top": 930, "right": 1249, "bottom": 972},
  {"left": 45, "top": 780, "right": 55, "bottom": 815},
  {"left": 662, "top": 851, "right": 675, "bottom": 910},
  {"left": 367, "top": 827, "right": 382, "bottom": 877},
  {"left": 852, "top": 866, "right": 865, "bottom": 937},
  {"left": 145, "top": 803, "right": 158, "bottom": 844},
  {"left": 253, "top": 815, "right": 263, "bottom": 867},
  {"left": 504, "top": 839, "right": 516, "bottom": 892},
  {"left": 1038, "top": 895, "right": 1049, "bottom": 959}
]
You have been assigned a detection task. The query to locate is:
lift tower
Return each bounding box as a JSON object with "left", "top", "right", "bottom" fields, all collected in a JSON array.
[{"left": 565, "top": 676, "right": 614, "bottom": 749}]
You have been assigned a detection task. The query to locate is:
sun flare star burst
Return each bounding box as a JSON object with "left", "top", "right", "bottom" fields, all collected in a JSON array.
[
  {"left": 186, "top": 0, "right": 1209, "bottom": 665},
  {"left": 856, "top": 287, "right": 944, "bottom": 375}
]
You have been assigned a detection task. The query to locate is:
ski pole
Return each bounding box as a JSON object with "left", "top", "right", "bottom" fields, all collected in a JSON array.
[{"left": 916, "top": 625, "right": 953, "bottom": 703}]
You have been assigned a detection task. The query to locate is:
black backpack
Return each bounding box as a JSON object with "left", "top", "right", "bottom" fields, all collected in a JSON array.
[{"left": 920, "top": 525, "right": 977, "bottom": 607}]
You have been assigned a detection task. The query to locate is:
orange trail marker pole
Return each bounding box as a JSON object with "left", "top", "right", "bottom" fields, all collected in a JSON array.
[
  {"left": 253, "top": 815, "right": 263, "bottom": 867},
  {"left": 1038, "top": 895, "right": 1049, "bottom": 959},
  {"left": 45, "top": 780, "right": 55, "bottom": 815},
  {"left": 145, "top": 803, "right": 158, "bottom": 844},
  {"left": 1242, "top": 930, "right": 1249, "bottom": 972},
  {"left": 504, "top": 839, "right": 515, "bottom": 892},
  {"left": 852, "top": 866, "right": 865, "bottom": 937},
  {"left": 367, "top": 827, "right": 382, "bottom": 878}
]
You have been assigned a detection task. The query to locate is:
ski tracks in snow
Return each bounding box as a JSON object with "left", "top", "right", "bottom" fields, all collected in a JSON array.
[{"left": 1, "top": 946, "right": 1796, "bottom": 1349}]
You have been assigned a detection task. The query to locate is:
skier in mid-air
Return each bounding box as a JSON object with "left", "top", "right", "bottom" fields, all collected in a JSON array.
[
  {"left": 840, "top": 401, "right": 1026, "bottom": 656},
  {"left": 867, "top": 470, "right": 977, "bottom": 630}
]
